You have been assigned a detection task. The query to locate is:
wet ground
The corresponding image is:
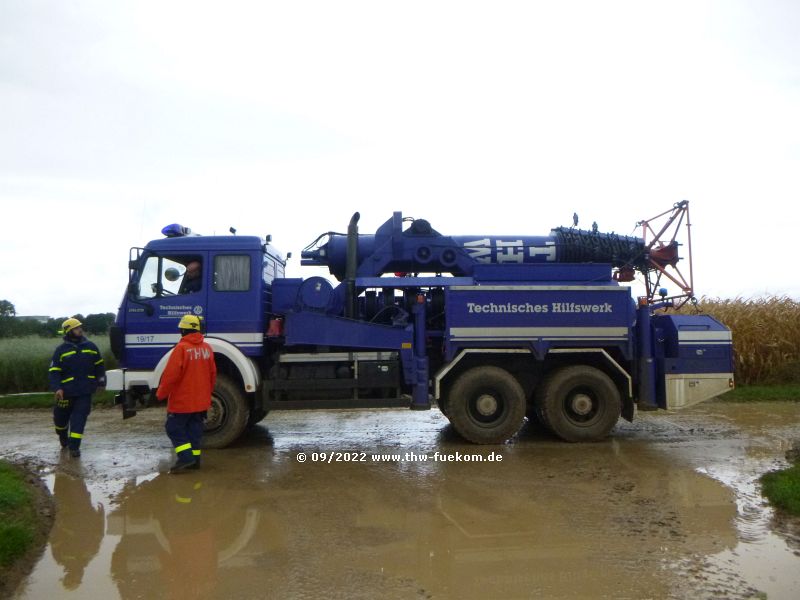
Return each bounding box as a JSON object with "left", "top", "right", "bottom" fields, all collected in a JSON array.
[{"left": 1, "top": 400, "right": 799, "bottom": 600}]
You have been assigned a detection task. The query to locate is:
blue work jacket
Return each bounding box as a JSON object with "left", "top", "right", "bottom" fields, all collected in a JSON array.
[{"left": 48, "top": 335, "right": 107, "bottom": 396}]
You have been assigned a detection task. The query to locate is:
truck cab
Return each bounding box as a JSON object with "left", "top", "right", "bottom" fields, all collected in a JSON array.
[{"left": 108, "top": 228, "right": 286, "bottom": 445}]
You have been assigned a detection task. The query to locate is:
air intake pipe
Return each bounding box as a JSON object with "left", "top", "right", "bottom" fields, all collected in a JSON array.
[{"left": 345, "top": 212, "right": 359, "bottom": 318}]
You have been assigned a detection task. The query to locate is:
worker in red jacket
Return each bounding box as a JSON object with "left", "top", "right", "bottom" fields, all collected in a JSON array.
[{"left": 156, "top": 314, "right": 217, "bottom": 473}]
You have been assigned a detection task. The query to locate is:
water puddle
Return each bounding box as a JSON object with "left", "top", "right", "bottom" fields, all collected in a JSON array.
[{"left": 4, "top": 401, "right": 800, "bottom": 599}]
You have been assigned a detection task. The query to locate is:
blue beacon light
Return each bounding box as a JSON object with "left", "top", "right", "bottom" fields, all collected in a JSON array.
[{"left": 161, "top": 224, "right": 191, "bottom": 237}]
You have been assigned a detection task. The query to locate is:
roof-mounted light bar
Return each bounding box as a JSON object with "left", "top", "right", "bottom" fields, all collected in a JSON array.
[{"left": 161, "top": 224, "right": 192, "bottom": 238}]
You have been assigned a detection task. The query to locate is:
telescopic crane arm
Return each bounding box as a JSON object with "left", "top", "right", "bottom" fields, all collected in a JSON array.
[{"left": 301, "top": 201, "right": 695, "bottom": 306}]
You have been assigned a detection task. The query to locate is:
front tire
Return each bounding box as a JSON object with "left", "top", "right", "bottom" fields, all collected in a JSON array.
[
  {"left": 246, "top": 407, "right": 269, "bottom": 429},
  {"left": 203, "top": 375, "right": 249, "bottom": 448},
  {"left": 537, "top": 366, "right": 621, "bottom": 442},
  {"left": 447, "top": 366, "right": 526, "bottom": 444}
]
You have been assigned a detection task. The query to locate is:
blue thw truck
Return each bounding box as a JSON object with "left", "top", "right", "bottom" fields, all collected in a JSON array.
[{"left": 107, "top": 202, "right": 734, "bottom": 447}]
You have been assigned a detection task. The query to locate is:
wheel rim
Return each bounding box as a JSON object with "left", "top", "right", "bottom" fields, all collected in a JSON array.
[
  {"left": 570, "top": 393, "right": 594, "bottom": 416},
  {"left": 468, "top": 389, "right": 506, "bottom": 425},
  {"left": 475, "top": 394, "right": 499, "bottom": 416},
  {"left": 205, "top": 394, "right": 227, "bottom": 433},
  {"left": 563, "top": 386, "right": 600, "bottom": 424}
]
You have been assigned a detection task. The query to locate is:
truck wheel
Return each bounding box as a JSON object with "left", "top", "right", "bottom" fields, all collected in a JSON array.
[
  {"left": 447, "top": 366, "right": 526, "bottom": 444},
  {"left": 538, "top": 366, "right": 621, "bottom": 442},
  {"left": 246, "top": 407, "right": 269, "bottom": 429},
  {"left": 203, "top": 375, "right": 249, "bottom": 448}
]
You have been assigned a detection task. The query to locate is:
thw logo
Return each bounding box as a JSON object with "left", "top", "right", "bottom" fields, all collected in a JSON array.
[{"left": 188, "top": 347, "right": 211, "bottom": 360}]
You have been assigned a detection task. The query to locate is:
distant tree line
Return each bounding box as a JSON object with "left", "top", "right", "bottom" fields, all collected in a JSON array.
[{"left": 0, "top": 299, "right": 115, "bottom": 338}]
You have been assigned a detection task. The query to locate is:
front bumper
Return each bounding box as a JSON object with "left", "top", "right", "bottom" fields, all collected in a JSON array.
[{"left": 106, "top": 369, "right": 159, "bottom": 391}]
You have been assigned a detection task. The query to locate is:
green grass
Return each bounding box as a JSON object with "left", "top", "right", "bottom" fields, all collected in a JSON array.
[
  {"left": 720, "top": 384, "right": 800, "bottom": 402},
  {"left": 761, "top": 464, "right": 800, "bottom": 516},
  {"left": 0, "top": 390, "right": 117, "bottom": 409},
  {"left": 0, "top": 461, "right": 37, "bottom": 567}
]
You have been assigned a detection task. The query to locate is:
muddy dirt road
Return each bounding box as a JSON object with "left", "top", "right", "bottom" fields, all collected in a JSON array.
[{"left": 2, "top": 400, "right": 800, "bottom": 599}]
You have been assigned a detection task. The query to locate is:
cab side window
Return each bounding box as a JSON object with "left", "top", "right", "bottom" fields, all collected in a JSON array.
[
  {"left": 135, "top": 256, "right": 200, "bottom": 299},
  {"left": 214, "top": 255, "right": 250, "bottom": 291}
]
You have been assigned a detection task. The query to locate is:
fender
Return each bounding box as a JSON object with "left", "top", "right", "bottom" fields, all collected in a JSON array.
[
  {"left": 433, "top": 349, "right": 531, "bottom": 400},
  {"left": 121, "top": 337, "right": 261, "bottom": 393},
  {"left": 547, "top": 348, "right": 632, "bottom": 397}
]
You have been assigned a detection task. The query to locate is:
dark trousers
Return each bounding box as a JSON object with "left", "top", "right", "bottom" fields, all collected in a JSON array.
[
  {"left": 53, "top": 394, "right": 92, "bottom": 450},
  {"left": 165, "top": 412, "right": 205, "bottom": 464}
]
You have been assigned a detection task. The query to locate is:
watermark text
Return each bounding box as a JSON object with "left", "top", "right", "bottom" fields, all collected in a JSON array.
[{"left": 295, "top": 451, "right": 503, "bottom": 464}]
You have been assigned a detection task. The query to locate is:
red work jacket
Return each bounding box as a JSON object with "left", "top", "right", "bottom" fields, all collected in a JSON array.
[{"left": 156, "top": 332, "right": 217, "bottom": 413}]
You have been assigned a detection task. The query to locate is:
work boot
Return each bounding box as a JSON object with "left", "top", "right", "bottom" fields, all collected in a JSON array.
[
  {"left": 58, "top": 434, "right": 68, "bottom": 449},
  {"left": 69, "top": 447, "right": 81, "bottom": 458},
  {"left": 169, "top": 459, "right": 197, "bottom": 474}
]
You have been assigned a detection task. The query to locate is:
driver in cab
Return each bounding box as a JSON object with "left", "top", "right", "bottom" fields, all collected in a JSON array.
[{"left": 178, "top": 261, "right": 202, "bottom": 294}]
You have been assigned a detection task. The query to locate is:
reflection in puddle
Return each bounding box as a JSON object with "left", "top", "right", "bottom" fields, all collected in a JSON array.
[
  {"left": 49, "top": 472, "right": 105, "bottom": 591},
  {"left": 107, "top": 473, "right": 284, "bottom": 599},
  {"left": 19, "top": 469, "right": 286, "bottom": 600},
  {"left": 17, "top": 471, "right": 119, "bottom": 599}
]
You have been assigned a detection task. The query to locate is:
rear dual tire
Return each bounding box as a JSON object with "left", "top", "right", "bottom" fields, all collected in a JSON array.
[{"left": 536, "top": 366, "right": 621, "bottom": 442}]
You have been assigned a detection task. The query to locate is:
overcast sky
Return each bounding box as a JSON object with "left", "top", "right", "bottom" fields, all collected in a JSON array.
[{"left": 1, "top": 0, "right": 798, "bottom": 318}]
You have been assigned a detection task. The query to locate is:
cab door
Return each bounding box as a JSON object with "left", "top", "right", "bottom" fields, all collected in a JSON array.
[{"left": 206, "top": 251, "right": 264, "bottom": 358}]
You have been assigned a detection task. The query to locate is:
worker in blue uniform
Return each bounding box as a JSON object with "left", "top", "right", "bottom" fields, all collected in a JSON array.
[{"left": 48, "top": 317, "right": 106, "bottom": 458}]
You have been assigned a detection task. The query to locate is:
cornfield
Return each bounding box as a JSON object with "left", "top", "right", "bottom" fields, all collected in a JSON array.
[{"left": 677, "top": 296, "right": 800, "bottom": 385}]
